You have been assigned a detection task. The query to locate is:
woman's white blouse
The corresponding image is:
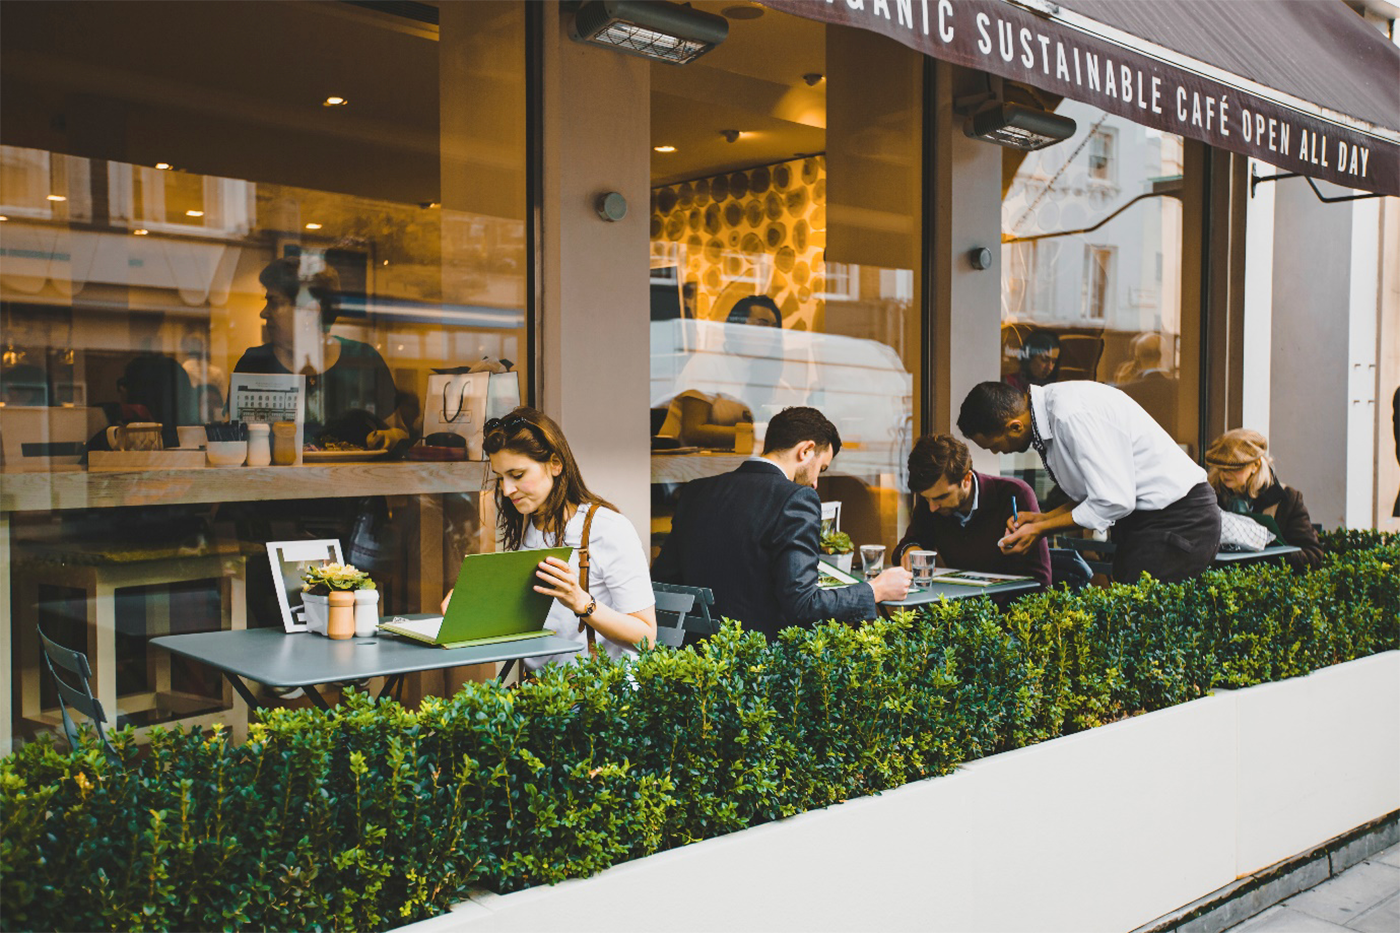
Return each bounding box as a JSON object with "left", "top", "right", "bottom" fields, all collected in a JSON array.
[{"left": 521, "top": 504, "right": 656, "bottom": 670}]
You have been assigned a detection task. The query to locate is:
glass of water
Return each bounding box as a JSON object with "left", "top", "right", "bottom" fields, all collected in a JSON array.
[
  {"left": 908, "top": 549, "right": 937, "bottom": 587},
  {"left": 860, "top": 544, "right": 886, "bottom": 580}
]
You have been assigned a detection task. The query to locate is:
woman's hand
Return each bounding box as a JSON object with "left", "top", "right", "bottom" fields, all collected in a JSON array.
[
  {"left": 440, "top": 589, "right": 453, "bottom": 614},
  {"left": 534, "top": 556, "right": 590, "bottom": 615}
]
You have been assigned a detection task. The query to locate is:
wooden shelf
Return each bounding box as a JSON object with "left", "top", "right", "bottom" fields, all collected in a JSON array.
[
  {"left": 0, "top": 460, "right": 492, "bottom": 513},
  {"left": 651, "top": 447, "right": 900, "bottom": 485}
]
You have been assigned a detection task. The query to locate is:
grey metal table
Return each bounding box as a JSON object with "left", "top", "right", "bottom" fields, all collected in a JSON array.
[
  {"left": 1211, "top": 544, "right": 1302, "bottom": 565},
  {"left": 1053, "top": 537, "right": 1302, "bottom": 569},
  {"left": 881, "top": 577, "right": 1040, "bottom": 609},
  {"left": 151, "top": 626, "right": 581, "bottom": 711}
]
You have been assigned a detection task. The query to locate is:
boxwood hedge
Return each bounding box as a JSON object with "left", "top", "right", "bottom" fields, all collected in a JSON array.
[{"left": 3, "top": 536, "right": 1396, "bottom": 931}]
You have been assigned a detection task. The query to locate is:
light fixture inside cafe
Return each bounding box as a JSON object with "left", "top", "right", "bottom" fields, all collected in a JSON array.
[
  {"left": 155, "top": 162, "right": 172, "bottom": 170},
  {"left": 720, "top": 129, "right": 740, "bottom": 143},
  {"left": 654, "top": 145, "right": 677, "bottom": 153},
  {"left": 569, "top": 0, "right": 728, "bottom": 65},
  {"left": 133, "top": 228, "right": 149, "bottom": 235},
  {"left": 186, "top": 209, "right": 204, "bottom": 217},
  {"left": 305, "top": 222, "right": 323, "bottom": 230},
  {"left": 47, "top": 194, "right": 66, "bottom": 202},
  {"left": 323, "top": 96, "right": 348, "bottom": 107}
]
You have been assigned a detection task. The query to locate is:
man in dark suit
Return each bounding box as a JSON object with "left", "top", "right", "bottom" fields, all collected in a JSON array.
[{"left": 652, "top": 407, "right": 911, "bottom": 639}]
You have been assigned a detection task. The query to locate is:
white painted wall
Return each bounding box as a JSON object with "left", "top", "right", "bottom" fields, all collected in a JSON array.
[
  {"left": 539, "top": 1, "right": 652, "bottom": 539},
  {"left": 1240, "top": 159, "right": 1275, "bottom": 435},
  {"left": 1345, "top": 199, "right": 1382, "bottom": 530},
  {"left": 407, "top": 652, "right": 1400, "bottom": 933}
]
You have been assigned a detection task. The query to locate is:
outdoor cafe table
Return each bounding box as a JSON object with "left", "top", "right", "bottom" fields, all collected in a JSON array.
[
  {"left": 151, "top": 627, "right": 581, "bottom": 712},
  {"left": 1054, "top": 536, "right": 1303, "bottom": 569},
  {"left": 880, "top": 576, "right": 1040, "bottom": 609}
]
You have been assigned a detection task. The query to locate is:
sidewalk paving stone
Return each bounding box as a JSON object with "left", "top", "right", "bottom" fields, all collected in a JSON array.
[
  {"left": 1232, "top": 906, "right": 1352, "bottom": 932},
  {"left": 1373, "top": 844, "right": 1400, "bottom": 869},
  {"left": 1285, "top": 861, "right": 1400, "bottom": 925},
  {"left": 1346, "top": 891, "right": 1398, "bottom": 933}
]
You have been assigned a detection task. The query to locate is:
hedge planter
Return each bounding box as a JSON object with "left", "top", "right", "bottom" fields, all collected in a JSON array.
[
  {"left": 2, "top": 537, "right": 1394, "bottom": 932},
  {"left": 411, "top": 652, "right": 1400, "bottom": 933}
]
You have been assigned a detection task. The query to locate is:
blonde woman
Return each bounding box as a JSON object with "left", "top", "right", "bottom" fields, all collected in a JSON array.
[{"left": 1204, "top": 429, "right": 1323, "bottom": 569}]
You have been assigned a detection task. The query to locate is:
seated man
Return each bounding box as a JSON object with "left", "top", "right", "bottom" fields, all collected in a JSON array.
[
  {"left": 958, "top": 380, "right": 1220, "bottom": 585},
  {"left": 892, "top": 434, "right": 1051, "bottom": 589},
  {"left": 652, "top": 406, "right": 910, "bottom": 639}
]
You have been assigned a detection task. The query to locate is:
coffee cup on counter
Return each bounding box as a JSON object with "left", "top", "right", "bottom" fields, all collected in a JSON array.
[
  {"left": 106, "top": 422, "right": 164, "bottom": 451},
  {"left": 176, "top": 425, "right": 207, "bottom": 449}
]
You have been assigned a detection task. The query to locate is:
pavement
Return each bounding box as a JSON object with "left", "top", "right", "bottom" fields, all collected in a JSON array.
[{"left": 1225, "top": 843, "right": 1400, "bottom": 933}]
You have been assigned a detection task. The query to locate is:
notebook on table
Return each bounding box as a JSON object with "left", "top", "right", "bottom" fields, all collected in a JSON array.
[
  {"left": 930, "top": 569, "right": 1033, "bottom": 587},
  {"left": 380, "top": 547, "right": 572, "bottom": 648}
]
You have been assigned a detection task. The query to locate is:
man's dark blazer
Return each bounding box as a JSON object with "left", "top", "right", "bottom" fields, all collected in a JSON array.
[{"left": 652, "top": 459, "right": 877, "bottom": 639}]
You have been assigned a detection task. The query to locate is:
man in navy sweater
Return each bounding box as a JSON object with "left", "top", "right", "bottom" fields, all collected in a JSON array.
[{"left": 892, "top": 434, "right": 1052, "bottom": 589}]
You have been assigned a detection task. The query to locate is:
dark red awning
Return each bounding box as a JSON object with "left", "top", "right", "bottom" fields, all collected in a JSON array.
[{"left": 762, "top": 0, "right": 1400, "bottom": 196}]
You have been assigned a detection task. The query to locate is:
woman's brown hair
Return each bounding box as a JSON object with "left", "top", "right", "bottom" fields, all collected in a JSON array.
[{"left": 483, "top": 406, "right": 617, "bottom": 551}]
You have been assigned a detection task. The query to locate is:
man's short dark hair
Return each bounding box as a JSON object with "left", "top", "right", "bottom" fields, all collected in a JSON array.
[
  {"left": 957, "top": 382, "right": 1028, "bottom": 439},
  {"left": 907, "top": 434, "right": 972, "bottom": 493},
  {"left": 763, "top": 406, "right": 841, "bottom": 457}
]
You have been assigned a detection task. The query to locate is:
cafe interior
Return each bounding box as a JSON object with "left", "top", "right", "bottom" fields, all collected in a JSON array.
[{"left": 1, "top": 0, "right": 1206, "bottom": 749}]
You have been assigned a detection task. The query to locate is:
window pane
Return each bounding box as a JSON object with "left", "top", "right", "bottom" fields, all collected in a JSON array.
[
  {"left": 1, "top": 1, "right": 525, "bottom": 740},
  {"left": 649, "top": 15, "right": 923, "bottom": 554},
  {"left": 1000, "top": 101, "right": 1194, "bottom": 502}
]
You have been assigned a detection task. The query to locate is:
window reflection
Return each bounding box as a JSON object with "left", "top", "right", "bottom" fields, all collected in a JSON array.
[{"left": 1000, "top": 101, "right": 1195, "bottom": 501}]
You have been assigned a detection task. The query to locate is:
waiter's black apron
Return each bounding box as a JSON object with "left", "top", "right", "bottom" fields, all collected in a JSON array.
[{"left": 1110, "top": 482, "right": 1221, "bottom": 584}]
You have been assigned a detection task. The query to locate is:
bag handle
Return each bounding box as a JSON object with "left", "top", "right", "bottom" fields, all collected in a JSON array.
[
  {"left": 440, "top": 378, "right": 472, "bottom": 423},
  {"left": 575, "top": 503, "right": 598, "bottom": 650}
]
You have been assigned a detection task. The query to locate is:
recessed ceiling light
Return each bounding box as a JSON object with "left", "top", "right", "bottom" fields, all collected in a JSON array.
[
  {"left": 0, "top": 215, "right": 8, "bottom": 222},
  {"left": 722, "top": 4, "right": 764, "bottom": 20},
  {"left": 305, "top": 222, "right": 323, "bottom": 230},
  {"left": 185, "top": 209, "right": 204, "bottom": 217},
  {"left": 47, "top": 194, "right": 67, "bottom": 202},
  {"left": 654, "top": 145, "right": 677, "bottom": 153},
  {"left": 133, "top": 228, "right": 149, "bottom": 235},
  {"left": 323, "top": 96, "right": 347, "bottom": 107},
  {"left": 155, "top": 162, "right": 172, "bottom": 170}
]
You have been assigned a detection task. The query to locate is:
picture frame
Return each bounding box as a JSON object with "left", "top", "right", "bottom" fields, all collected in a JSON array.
[{"left": 266, "top": 539, "right": 344, "bottom": 633}]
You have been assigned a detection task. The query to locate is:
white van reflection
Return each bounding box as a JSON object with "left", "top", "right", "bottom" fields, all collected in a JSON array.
[{"left": 650, "top": 318, "right": 912, "bottom": 480}]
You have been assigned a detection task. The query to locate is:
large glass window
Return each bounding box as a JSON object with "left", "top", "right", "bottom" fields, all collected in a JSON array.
[
  {"left": 648, "top": 6, "right": 923, "bottom": 552},
  {"left": 1000, "top": 99, "right": 1196, "bottom": 502},
  {"left": 1, "top": 1, "right": 525, "bottom": 745}
]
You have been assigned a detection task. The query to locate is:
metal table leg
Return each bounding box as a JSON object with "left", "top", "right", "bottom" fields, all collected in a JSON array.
[{"left": 222, "top": 671, "right": 261, "bottom": 711}]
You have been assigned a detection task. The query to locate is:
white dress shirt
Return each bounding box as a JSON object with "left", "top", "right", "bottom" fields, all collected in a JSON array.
[{"left": 1029, "top": 382, "right": 1206, "bottom": 533}]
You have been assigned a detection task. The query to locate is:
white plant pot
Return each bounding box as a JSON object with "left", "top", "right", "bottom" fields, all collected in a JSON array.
[
  {"left": 354, "top": 589, "right": 380, "bottom": 637},
  {"left": 819, "top": 552, "right": 854, "bottom": 573},
  {"left": 301, "top": 593, "right": 329, "bottom": 635}
]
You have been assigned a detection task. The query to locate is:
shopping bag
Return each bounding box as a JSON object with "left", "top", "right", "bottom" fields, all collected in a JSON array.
[
  {"left": 486, "top": 370, "right": 521, "bottom": 421},
  {"left": 425, "top": 372, "right": 489, "bottom": 458}
]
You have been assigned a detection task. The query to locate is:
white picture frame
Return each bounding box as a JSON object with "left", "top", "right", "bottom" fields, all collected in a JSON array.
[
  {"left": 266, "top": 539, "right": 343, "bottom": 633},
  {"left": 820, "top": 500, "right": 842, "bottom": 535}
]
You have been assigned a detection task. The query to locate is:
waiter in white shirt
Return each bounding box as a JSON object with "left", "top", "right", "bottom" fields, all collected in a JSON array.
[{"left": 956, "top": 380, "right": 1222, "bottom": 584}]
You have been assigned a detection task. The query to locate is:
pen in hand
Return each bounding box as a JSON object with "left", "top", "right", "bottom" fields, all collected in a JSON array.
[{"left": 1011, "top": 495, "right": 1019, "bottom": 525}]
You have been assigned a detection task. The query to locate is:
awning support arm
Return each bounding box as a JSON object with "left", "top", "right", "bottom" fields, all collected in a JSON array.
[
  {"left": 1002, "top": 190, "right": 1178, "bottom": 245},
  {"left": 1250, "top": 167, "right": 1386, "bottom": 203}
]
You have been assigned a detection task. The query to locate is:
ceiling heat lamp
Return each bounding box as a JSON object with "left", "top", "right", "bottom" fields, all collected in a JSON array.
[
  {"left": 960, "top": 76, "right": 1076, "bottom": 151},
  {"left": 569, "top": 1, "right": 729, "bottom": 65}
]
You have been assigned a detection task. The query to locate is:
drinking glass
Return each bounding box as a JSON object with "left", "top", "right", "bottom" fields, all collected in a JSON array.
[
  {"left": 860, "top": 544, "right": 885, "bottom": 581},
  {"left": 908, "top": 549, "right": 937, "bottom": 587}
]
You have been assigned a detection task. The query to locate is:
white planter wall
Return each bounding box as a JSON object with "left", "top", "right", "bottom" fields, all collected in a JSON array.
[{"left": 408, "top": 651, "right": 1400, "bottom": 933}]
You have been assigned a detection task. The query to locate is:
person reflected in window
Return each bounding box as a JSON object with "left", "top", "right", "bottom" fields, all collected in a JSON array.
[
  {"left": 90, "top": 354, "right": 197, "bottom": 450},
  {"left": 442, "top": 407, "right": 657, "bottom": 668},
  {"left": 1114, "top": 332, "right": 1179, "bottom": 430},
  {"left": 1003, "top": 330, "right": 1061, "bottom": 394},
  {"left": 234, "top": 258, "right": 406, "bottom": 452},
  {"left": 657, "top": 295, "right": 783, "bottom": 449},
  {"left": 892, "top": 434, "right": 1051, "bottom": 589},
  {"left": 1205, "top": 429, "right": 1323, "bottom": 570}
]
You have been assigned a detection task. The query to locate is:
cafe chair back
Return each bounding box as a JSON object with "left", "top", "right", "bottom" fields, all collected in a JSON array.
[
  {"left": 651, "top": 582, "right": 721, "bottom": 648},
  {"left": 1049, "top": 547, "right": 1094, "bottom": 592},
  {"left": 37, "top": 626, "right": 121, "bottom": 763}
]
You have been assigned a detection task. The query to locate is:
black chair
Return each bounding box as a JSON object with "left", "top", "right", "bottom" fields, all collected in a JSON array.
[
  {"left": 652, "top": 582, "right": 721, "bottom": 648},
  {"left": 1049, "top": 547, "right": 1093, "bottom": 591},
  {"left": 37, "top": 627, "right": 120, "bottom": 763}
]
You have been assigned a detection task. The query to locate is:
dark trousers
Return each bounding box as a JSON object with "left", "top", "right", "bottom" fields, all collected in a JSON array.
[{"left": 1111, "top": 482, "right": 1221, "bottom": 584}]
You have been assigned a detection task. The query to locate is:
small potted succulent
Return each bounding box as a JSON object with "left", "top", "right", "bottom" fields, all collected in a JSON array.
[
  {"left": 819, "top": 529, "right": 855, "bottom": 573},
  {"left": 301, "top": 562, "right": 377, "bottom": 638}
]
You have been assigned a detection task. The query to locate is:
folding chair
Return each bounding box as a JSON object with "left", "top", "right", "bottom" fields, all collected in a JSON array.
[
  {"left": 38, "top": 627, "right": 121, "bottom": 763},
  {"left": 651, "top": 582, "right": 721, "bottom": 647}
]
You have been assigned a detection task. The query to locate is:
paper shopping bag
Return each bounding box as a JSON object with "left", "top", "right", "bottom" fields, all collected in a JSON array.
[{"left": 425, "top": 372, "right": 489, "bottom": 458}]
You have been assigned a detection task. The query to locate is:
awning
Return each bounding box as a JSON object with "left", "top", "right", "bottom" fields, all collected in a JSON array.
[{"left": 762, "top": 0, "right": 1400, "bottom": 197}]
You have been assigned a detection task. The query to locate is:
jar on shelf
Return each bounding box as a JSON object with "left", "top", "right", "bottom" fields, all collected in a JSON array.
[{"left": 246, "top": 423, "right": 271, "bottom": 467}]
